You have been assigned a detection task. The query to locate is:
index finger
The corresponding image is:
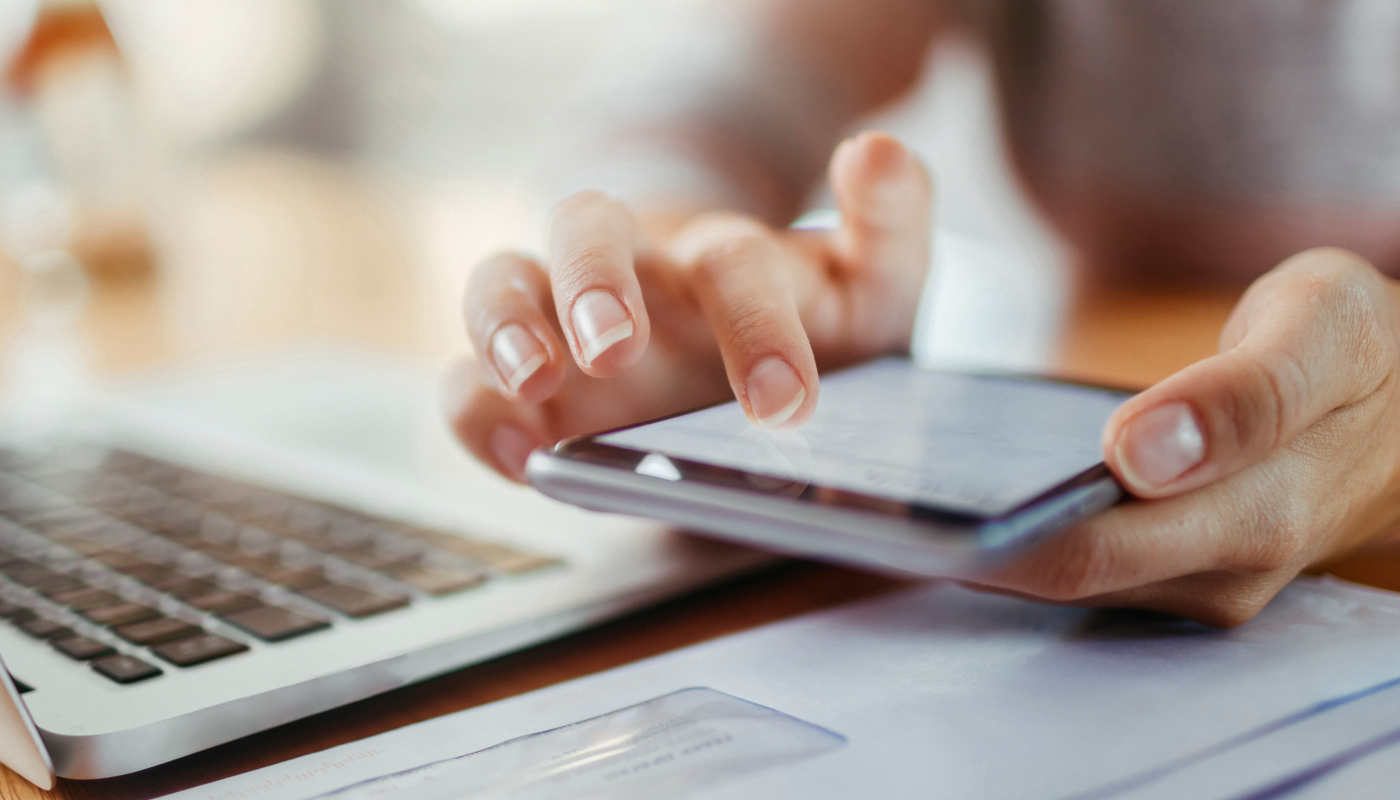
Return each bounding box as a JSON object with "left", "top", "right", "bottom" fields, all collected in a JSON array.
[{"left": 546, "top": 191, "right": 652, "bottom": 376}]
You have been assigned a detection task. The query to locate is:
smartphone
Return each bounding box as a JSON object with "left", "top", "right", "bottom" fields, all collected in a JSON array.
[{"left": 526, "top": 357, "right": 1133, "bottom": 578}]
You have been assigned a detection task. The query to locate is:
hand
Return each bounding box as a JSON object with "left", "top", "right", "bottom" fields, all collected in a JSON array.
[
  {"left": 973, "top": 248, "right": 1400, "bottom": 626},
  {"left": 445, "top": 132, "right": 933, "bottom": 480}
]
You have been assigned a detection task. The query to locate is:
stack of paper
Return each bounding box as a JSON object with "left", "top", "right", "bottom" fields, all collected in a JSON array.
[{"left": 163, "top": 576, "right": 1400, "bottom": 799}]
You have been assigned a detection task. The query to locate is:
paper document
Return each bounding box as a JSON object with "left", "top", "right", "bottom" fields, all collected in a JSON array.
[{"left": 162, "top": 576, "right": 1400, "bottom": 800}]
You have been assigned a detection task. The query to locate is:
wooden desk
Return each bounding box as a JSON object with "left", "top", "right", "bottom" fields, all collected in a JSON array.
[{"left": 1, "top": 153, "right": 1396, "bottom": 799}]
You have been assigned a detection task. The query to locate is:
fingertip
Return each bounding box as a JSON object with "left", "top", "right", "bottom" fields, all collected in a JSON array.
[
  {"left": 489, "top": 424, "right": 542, "bottom": 483},
  {"left": 1105, "top": 400, "right": 1207, "bottom": 497},
  {"left": 566, "top": 288, "right": 650, "bottom": 376},
  {"left": 440, "top": 357, "right": 549, "bottom": 483},
  {"left": 830, "top": 131, "right": 931, "bottom": 225},
  {"left": 743, "top": 355, "right": 817, "bottom": 429},
  {"left": 545, "top": 191, "right": 652, "bottom": 377},
  {"left": 835, "top": 131, "right": 908, "bottom": 178},
  {"left": 486, "top": 321, "right": 566, "bottom": 403},
  {"left": 464, "top": 251, "right": 572, "bottom": 402}
]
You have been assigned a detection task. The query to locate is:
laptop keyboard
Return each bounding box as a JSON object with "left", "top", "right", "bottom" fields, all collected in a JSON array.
[{"left": 0, "top": 448, "right": 564, "bottom": 686}]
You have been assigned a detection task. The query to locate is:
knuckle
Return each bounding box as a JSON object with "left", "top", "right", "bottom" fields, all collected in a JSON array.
[
  {"left": 721, "top": 296, "right": 782, "bottom": 353},
  {"left": 1230, "top": 490, "right": 1309, "bottom": 573},
  {"left": 1281, "top": 249, "right": 1396, "bottom": 386},
  {"left": 1199, "top": 596, "right": 1268, "bottom": 629},
  {"left": 1030, "top": 533, "right": 1117, "bottom": 602},
  {"left": 1285, "top": 246, "right": 1376, "bottom": 281},
  {"left": 1210, "top": 354, "right": 1288, "bottom": 460},
  {"left": 549, "top": 190, "right": 615, "bottom": 223},
  {"left": 673, "top": 214, "right": 773, "bottom": 275},
  {"left": 444, "top": 379, "right": 495, "bottom": 443},
  {"left": 553, "top": 244, "right": 620, "bottom": 294},
  {"left": 1249, "top": 520, "right": 1305, "bottom": 574},
  {"left": 467, "top": 251, "right": 538, "bottom": 301},
  {"left": 1214, "top": 576, "right": 1286, "bottom": 627},
  {"left": 690, "top": 232, "right": 773, "bottom": 288},
  {"left": 684, "top": 211, "right": 768, "bottom": 239},
  {"left": 1245, "top": 348, "right": 1308, "bottom": 453},
  {"left": 463, "top": 251, "right": 542, "bottom": 338},
  {"left": 467, "top": 250, "right": 522, "bottom": 292}
]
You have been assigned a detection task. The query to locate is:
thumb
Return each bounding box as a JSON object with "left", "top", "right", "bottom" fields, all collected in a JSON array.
[{"left": 1103, "top": 248, "right": 1395, "bottom": 497}]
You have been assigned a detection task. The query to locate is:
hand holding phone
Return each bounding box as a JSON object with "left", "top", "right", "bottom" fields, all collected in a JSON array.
[{"left": 528, "top": 358, "right": 1130, "bottom": 576}]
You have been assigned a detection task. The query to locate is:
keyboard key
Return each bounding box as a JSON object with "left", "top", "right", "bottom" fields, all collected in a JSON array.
[
  {"left": 52, "top": 635, "right": 116, "bottom": 660},
  {"left": 336, "top": 547, "right": 420, "bottom": 572},
  {"left": 91, "top": 653, "right": 161, "bottom": 684},
  {"left": 113, "top": 617, "right": 202, "bottom": 645},
  {"left": 81, "top": 602, "right": 160, "bottom": 626},
  {"left": 20, "top": 512, "right": 96, "bottom": 537},
  {"left": 1, "top": 497, "right": 64, "bottom": 520},
  {"left": 17, "top": 617, "right": 72, "bottom": 640},
  {"left": 152, "top": 633, "right": 248, "bottom": 667},
  {"left": 30, "top": 515, "right": 106, "bottom": 540},
  {"left": 397, "top": 528, "right": 564, "bottom": 574},
  {"left": 388, "top": 564, "right": 487, "bottom": 596},
  {"left": 298, "top": 583, "right": 409, "bottom": 618},
  {"left": 60, "top": 537, "right": 116, "bottom": 556},
  {"left": 203, "top": 541, "right": 274, "bottom": 566},
  {"left": 221, "top": 604, "right": 328, "bottom": 641},
  {"left": 464, "top": 545, "right": 563, "bottom": 575},
  {"left": 93, "top": 551, "right": 147, "bottom": 572},
  {"left": 49, "top": 587, "right": 123, "bottom": 611},
  {"left": 2, "top": 561, "right": 62, "bottom": 587},
  {"left": 261, "top": 564, "right": 327, "bottom": 590},
  {"left": 184, "top": 589, "right": 259, "bottom": 614},
  {"left": 34, "top": 573, "right": 87, "bottom": 596},
  {"left": 227, "top": 555, "right": 326, "bottom": 588},
  {"left": 148, "top": 575, "right": 217, "bottom": 599},
  {"left": 120, "top": 563, "right": 179, "bottom": 584},
  {"left": 223, "top": 493, "right": 288, "bottom": 525}
]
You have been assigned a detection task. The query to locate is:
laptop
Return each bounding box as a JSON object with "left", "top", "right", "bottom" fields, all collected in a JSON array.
[{"left": 0, "top": 351, "right": 762, "bottom": 786}]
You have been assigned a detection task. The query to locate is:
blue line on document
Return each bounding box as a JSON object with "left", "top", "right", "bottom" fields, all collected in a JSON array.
[
  {"left": 1064, "top": 672, "right": 1400, "bottom": 799},
  {"left": 1227, "top": 723, "right": 1400, "bottom": 799}
]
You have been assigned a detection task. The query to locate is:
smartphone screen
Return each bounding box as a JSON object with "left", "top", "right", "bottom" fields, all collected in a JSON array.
[{"left": 596, "top": 358, "right": 1130, "bottom": 518}]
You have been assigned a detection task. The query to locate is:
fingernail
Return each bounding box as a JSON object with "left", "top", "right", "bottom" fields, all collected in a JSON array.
[
  {"left": 570, "top": 289, "right": 633, "bottom": 365},
  {"left": 490, "top": 323, "right": 547, "bottom": 393},
  {"left": 490, "top": 425, "right": 537, "bottom": 479},
  {"left": 746, "top": 357, "right": 806, "bottom": 428},
  {"left": 1115, "top": 402, "right": 1205, "bottom": 489}
]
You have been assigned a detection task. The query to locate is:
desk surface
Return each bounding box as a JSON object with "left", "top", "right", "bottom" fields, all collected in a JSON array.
[{"left": 2, "top": 153, "right": 1398, "bottom": 799}]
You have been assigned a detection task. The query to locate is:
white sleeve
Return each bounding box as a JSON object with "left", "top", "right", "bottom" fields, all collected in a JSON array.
[
  {"left": 911, "top": 230, "right": 1067, "bottom": 373},
  {"left": 792, "top": 211, "right": 1068, "bottom": 374}
]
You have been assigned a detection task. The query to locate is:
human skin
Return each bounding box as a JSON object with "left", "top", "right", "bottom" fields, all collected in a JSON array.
[{"left": 444, "top": 1, "right": 1400, "bottom": 626}]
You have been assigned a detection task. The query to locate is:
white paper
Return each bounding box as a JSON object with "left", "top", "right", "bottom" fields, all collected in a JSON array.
[{"left": 161, "top": 576, "right": 1400, "bottom": 800}]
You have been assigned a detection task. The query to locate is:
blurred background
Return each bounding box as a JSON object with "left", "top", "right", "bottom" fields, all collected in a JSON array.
[{"left": 0, "top": 0, "right": 1092, "bottom": 468}]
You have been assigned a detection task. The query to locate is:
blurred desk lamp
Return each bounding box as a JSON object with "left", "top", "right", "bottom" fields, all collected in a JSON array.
[
  {"left": 0, "top": 0, "right": 119, "bottom": 439},
  {"left": 4, "top": 0, "right": 153, "bottom": 283}
]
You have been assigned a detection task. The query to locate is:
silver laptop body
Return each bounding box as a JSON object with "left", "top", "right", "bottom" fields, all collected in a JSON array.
[{"left": 0, "top": 353, "right": 760, "bottom": 781}]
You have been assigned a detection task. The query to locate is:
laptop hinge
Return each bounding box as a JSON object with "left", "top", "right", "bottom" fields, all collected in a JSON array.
[{"left": 0, "top": 654, "right": 55, "bottom": 789}]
